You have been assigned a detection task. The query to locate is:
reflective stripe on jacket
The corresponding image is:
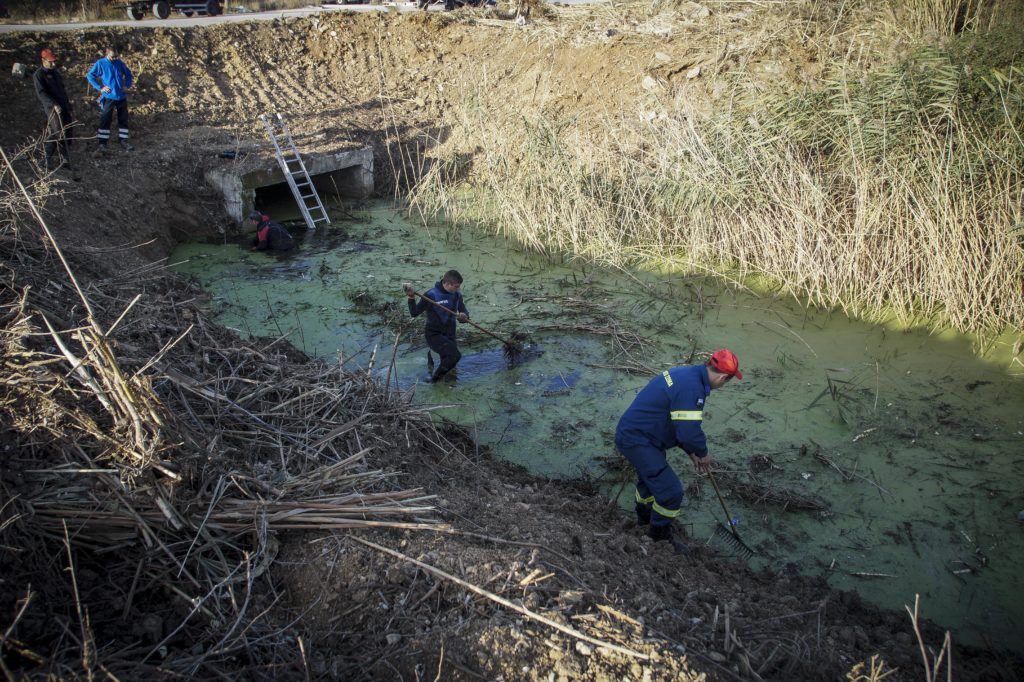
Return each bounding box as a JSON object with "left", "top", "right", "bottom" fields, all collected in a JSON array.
[{"left": 615, "top": 364, "right": 711, "bottom": 456}]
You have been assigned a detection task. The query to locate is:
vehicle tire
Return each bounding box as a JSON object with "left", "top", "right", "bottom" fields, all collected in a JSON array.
[
  {"left": 205, "top": 0, "right": 222, "bottom": 15},
  {"left": 126, "top": 3, "right": 145, "bottom": 19},
  {"left": 151, "top": 0, "right": 170, "bottom": 19}
]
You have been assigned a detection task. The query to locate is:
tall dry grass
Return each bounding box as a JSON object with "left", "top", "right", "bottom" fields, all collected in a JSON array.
[
  {"left": 888, "top": 0, "right": 985, "bottom": 37},
  {"left": 2, "top": 0, "right": 119, "bottom": 23},
  {"left": 408, "top": 43, "right": 1024, "bottom": 336}
]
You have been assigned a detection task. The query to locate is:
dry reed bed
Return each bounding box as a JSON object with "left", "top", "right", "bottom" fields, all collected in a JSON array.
[
  {"left": 0, "top": 152, "right": 451, "bottom": 677},
  {"left": 408, "top": 4, "right": 1024, "bottom": 338}
]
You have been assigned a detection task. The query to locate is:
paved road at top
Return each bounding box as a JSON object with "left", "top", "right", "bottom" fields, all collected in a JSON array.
[
  {"left": 0, "top": 4, "right": 415, "bottom": 33},
  {"left": 0, "top": 0, "right": 601, "bottom": 33}
]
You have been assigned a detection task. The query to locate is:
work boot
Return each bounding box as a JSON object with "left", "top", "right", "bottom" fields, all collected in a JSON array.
[
  {"left": 649, "top": 524, "right": 690, "bottom": 554},
  {"left": 635, "top": 504, "right": 651, "bottom": 526},
  {"left": 120, "top": 140, "right": 134, "bottom": 151}
]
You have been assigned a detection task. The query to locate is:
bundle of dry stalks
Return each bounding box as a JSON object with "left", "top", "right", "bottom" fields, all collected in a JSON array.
[{"left": 0, "top": 149, "right": 450, "bottom": 678}]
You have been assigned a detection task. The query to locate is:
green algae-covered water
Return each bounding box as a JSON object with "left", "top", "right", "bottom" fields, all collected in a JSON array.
[{"left": 171, "top": 202, "right": 1024, "bottom": 653}]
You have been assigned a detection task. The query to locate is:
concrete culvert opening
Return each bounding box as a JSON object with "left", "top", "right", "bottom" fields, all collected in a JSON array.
[
  {"left": 253, "top": 165, "right": 369, "bottom": 212},
  {"left": 205, "top": 147, "right": 374, "bottom": 225}
]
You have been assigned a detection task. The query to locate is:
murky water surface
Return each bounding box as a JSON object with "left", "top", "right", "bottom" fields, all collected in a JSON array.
[{"left": 171, "top": 202, "right": 1024, "bottom": 652}]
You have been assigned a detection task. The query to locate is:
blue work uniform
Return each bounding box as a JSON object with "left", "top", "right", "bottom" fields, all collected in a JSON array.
[
  {"left": 86, "top": 57, "right": 133, "bottom": 147},
  {"left": 408, "top": 282, "right": 468, "bottom": 377},
  {"left": 615, "top": 364, "right": 711, "bottom": 528}
]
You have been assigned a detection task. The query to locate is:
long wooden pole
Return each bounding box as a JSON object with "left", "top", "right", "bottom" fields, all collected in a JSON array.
[
  {"left": 354, "top": 537, "right": 649, "bottom": 660},
  {"left": 405, "top": 287, "right": 518, "bottom": 349}
]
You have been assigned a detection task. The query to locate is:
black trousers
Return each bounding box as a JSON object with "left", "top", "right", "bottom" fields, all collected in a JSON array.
[
  {"left": 425, "top": 328, "right": 461, "bottom": 375},
  {"left": 97, "top": 98, "right": 129, "bottom": 146},
  {"left": 43, "top": 109, "right": 72, "bottom": 166}
]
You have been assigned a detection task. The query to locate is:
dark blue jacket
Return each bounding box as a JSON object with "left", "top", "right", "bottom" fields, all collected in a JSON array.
[
  {"left": 615, "top": 364, "right": 711, "bottom": 456},
  {"left": 34, "top": 66, "right": 72, "bottom": 115},
  {"left": 409, "top": 281, "right": 468, "bottom": 336}
]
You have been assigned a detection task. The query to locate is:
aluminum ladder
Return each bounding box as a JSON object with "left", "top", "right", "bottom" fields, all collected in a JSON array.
[{"left": 259, "top": 113, "right": 330, "bottom": 231}]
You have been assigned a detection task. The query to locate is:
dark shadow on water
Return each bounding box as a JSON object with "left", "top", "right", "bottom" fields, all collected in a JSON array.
[{"left": 397, "top": 342, "right": 545, "bottom": 389}]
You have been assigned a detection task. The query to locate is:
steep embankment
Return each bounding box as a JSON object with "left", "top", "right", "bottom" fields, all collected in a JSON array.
[{"left": 2, "top": 10, "right": 1022, "bottom": 681}]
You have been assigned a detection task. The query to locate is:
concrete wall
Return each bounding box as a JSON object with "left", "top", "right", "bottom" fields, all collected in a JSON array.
[{"left": 205, "top": 147, "right": 374, "bottom": 226}]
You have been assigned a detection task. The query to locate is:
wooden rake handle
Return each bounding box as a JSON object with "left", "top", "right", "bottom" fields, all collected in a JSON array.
[
  {"left": 707, "top": 468, "right": 741, "bottom": 539},
  {"left": 405, "top": 287, "right": 514, "bottom": 347}
]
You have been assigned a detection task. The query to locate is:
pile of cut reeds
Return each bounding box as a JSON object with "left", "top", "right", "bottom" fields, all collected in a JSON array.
[{"left": 0, "top": 148, "right": 451, "bottom": 678}]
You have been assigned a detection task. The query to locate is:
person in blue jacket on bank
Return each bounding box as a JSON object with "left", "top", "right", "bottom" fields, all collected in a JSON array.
[
  {"left": 404, "top": 270, "right": 470, "bottom": 383},
  {"left": 615, "top": 349, "right": 743, "bottom": 553},
  {"left": 86, "top": 45, "right": 134, "bottom": 154}
]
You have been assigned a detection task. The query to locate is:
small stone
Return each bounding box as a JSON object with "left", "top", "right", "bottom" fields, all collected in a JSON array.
[
  {"left": 708, "top": 651, "right": 727, "bottom": 663},
  {"left": 575, "top": 641, "right": 593, "bottom": 656},
  {"left": 686, "top": 65, "right": 701, "bottom": 80},
  {"left": 386, "top": 633, "right": 401, "bottom": 645},
  {"left": 642, "top": 75, "right": 659, "bottom": 91}
]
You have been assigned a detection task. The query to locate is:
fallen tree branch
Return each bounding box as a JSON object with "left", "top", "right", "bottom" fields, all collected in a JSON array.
[{"left": 353, "top": 536, "right": 650, "bottom": 661}]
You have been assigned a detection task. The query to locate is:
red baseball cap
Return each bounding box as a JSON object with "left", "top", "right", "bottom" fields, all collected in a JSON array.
[
  {"left": 40, "top": 48, "right": 57, "bottom": 62},
  {"left": 709, "top": 349, "right": 743, "bottom": 380}
]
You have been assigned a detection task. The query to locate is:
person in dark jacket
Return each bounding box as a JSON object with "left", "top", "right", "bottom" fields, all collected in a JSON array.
[
  {"left": 86, "top": 45, "right": 133, "bottom": 154},
  {"left": 404, "top": 270, "right": 470, "bottom": 383},
  {"left": 615, "top": 349, "right": 743, "bottom": 553},
  {"left": 33, "top": 48, "right": 74, "bottom": 171},
  {"left": 249, "top": 211, "right": 295, "bottom": 251}
]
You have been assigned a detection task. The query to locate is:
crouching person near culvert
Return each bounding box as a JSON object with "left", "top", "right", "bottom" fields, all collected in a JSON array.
[
  {"left": 404, "top": 270, "right": 469, "bottom": 383},
  {"left": 615, "top": 349, "right": 743, "bottom": 553},
  {"left": 249, "top": 211, "right": 295, "bottom": 251}
]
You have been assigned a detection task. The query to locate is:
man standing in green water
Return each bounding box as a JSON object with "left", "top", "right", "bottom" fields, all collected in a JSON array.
[{"left": 404, "top": 270, "right": 470, "bottom": 383}]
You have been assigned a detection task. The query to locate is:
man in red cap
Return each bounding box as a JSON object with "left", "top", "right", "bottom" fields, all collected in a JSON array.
[
  {"left": 33, "top": 47, "right": 75, "bottom": 172},
  {"left": 615, "top": 348, "right": 743, "bottom": 553}
]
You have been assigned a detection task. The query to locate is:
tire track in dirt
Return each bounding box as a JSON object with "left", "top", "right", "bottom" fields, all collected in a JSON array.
[{"left": 216, "top": 40, "right": 278, "bottom": 118}]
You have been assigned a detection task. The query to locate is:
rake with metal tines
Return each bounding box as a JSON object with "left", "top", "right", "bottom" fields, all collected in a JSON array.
[
  {"left": 404, "top": 285, "right": 524, "bottom": 361},
  {"left": 707, "top": 469, "right": 756, "bottom": 560}
]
